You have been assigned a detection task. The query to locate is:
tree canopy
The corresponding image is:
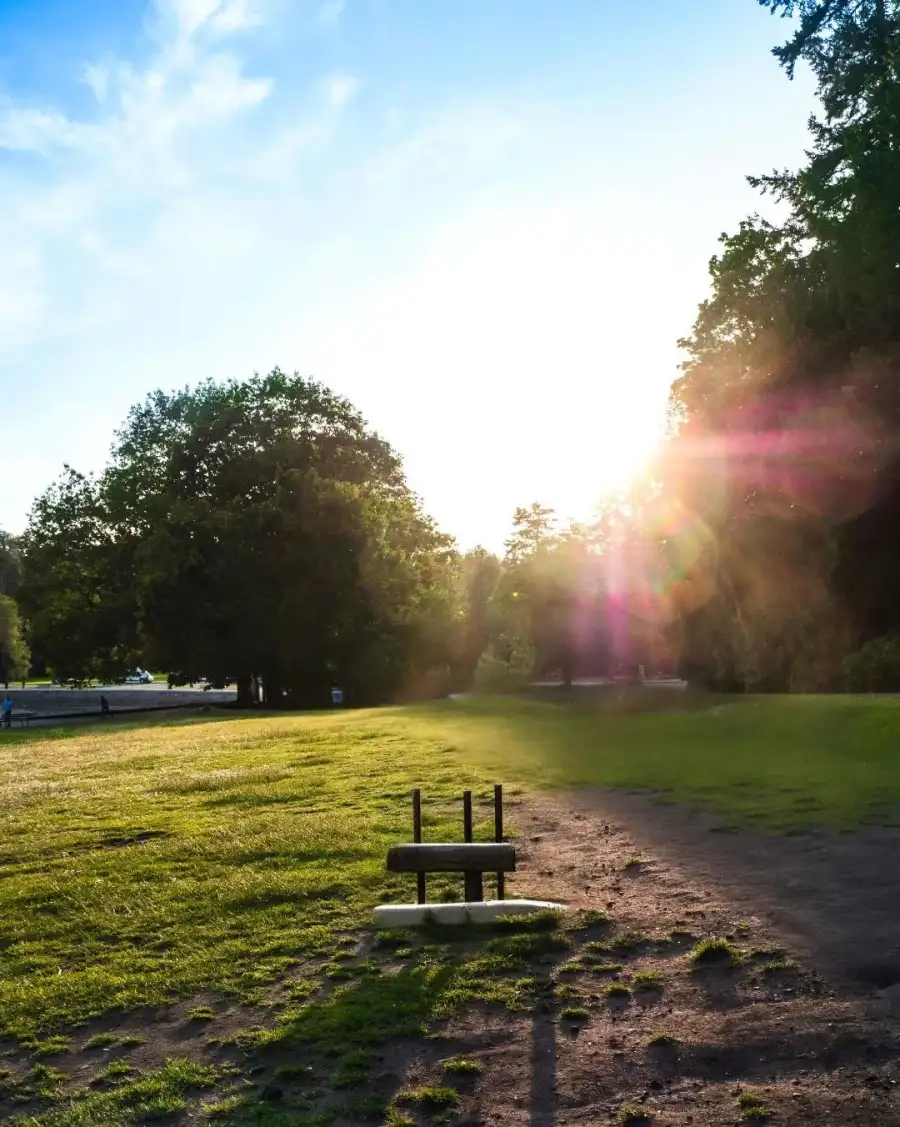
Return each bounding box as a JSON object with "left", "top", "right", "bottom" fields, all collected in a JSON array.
[
  {"left": 656, "top": 0, "right": 900, "bottom": 689},
  {"left": 21, "top": 370, "right": 461, "bottom": 707}
]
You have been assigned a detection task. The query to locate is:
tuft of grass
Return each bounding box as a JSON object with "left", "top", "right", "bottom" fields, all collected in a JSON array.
[
  {"left": 590, "top": 962, "right": 624, "bottom": 975},
  {"left": 604, "top": 982, "right": 631, "bottom": 1000},
  {"left": 632, "top": 971, "right": 664, "bottom": 990},
  {"left": 573, "top": 908, "right": 610, "bottom": 928},
  {"left": 691, "top": 938, "right": 740, "bottom": 967},
  {"left": 646, "top": 1032, "right": 681, "bottom": 1047},
  {"left": 442, "top": 1056, "right": 483, "bottom": 1076},
  {"left": 609, "top": 931, "right": 646, "bottom": 953},
  {"left": 489, "top": 908, "right": 562, "bottom": 933},
  {"left": 738, "top": 1091, "right": 771, "bottom": 1119},
  {"left": 93, "top": 1059, "right": 135, "bottom": 1083},
  {"left": 384, "top": 1107, "right": 416, "bottom": 1127},
  {"left": 85, "top": 1032, "right": 117, "bottom": 1049},
  {"left": 274, "top": 1062, "right": 315, "bottom": 1081},
  {"left": 397, "top": 1085, "right": 460, "bottom": 1110},
  {"left": 623, "top": 856, "right": 649, "bottom": 869},
  {"left": 760, "top": 958, "right": 796, "bottom": 974},
  {"left": 31, "top": 1063, "right": 67, "bottom": 1098},
  {"left": 560, "top": 1006, "right": 589, "bottom": 1021},
  {"left": 616, "top": 1103, "right": 652, "bottom": 1124},
  {"left": 186, "top": 1005, "right": 216, "bottom": 1021},
  {"left": 31, "top": 1035, "right": 72, "bottom": 1056}
]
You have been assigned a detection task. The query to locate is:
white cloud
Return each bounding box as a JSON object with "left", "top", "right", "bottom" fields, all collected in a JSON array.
[
  {"left": 83, "top": 63, "right": 110, "bottom": 104},
  {"left": 322, "top": 72, "right": 359, "bottom": 111},
  {"left": 0, "top": 105, "right": 78, "bottom": 152}
]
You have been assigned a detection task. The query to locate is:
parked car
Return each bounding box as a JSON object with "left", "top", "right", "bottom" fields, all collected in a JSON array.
[{"left": 124, "top": 669, "right": 154, "bottom": 684}]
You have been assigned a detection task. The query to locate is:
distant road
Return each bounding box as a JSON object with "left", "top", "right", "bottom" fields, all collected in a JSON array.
[
  {"left": 530, "top": 678, "right": 687, "bottom": 690},
  {"left": 0, "top": 685, "right": 237, "bottom": 722}
]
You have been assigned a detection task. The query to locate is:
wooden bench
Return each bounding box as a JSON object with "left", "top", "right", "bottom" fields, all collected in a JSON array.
[
  {"left": 387, "top": 786, "right": 513, "bottom": 904},
  {"left": 388, "top": 842, "right": 516, "bottom": 902}
]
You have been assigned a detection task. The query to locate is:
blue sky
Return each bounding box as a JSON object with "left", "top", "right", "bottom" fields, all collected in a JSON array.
[{"left": 0, "top": 0, "right": 815, "bottom": 548}]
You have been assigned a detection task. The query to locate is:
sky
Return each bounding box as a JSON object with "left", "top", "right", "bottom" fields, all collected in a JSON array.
[{"left": 0, "top": 0, "right": 817, "bottom": 550}]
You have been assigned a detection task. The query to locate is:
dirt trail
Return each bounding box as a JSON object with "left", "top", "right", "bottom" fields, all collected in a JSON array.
[{"left": 434, "top": 791, "right": 900, "bottom": 1125}]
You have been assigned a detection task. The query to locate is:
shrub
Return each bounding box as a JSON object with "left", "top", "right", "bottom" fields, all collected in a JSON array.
[{"left": 844, "top": 635, "right": 900, "bottom": 692}]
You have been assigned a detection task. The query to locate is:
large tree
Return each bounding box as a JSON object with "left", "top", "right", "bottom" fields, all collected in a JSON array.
[
  {"left": 22, "top": 370, "right": 460, "bottom": 707},
  {"left": 660, "top": 0, "right": 900, "bottom": 688}
]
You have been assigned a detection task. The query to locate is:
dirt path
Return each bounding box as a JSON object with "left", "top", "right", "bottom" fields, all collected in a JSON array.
[{"left": 436, "top": 791, "right": 900, "bottom": 1125}]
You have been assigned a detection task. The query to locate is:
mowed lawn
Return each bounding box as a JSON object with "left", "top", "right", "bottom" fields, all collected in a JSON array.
[{"left": 3, "top": 692, "right": 900, "bottom": 1124}]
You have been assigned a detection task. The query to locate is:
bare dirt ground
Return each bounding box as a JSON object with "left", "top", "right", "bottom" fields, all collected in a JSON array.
[{"left": 5, "top": 790, "right": 900, "bottom": 1125}]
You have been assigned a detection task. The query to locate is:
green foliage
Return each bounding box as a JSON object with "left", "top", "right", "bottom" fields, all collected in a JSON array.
[
  {"left": 843, "top": 635, "right": 900, "bottom": 691},
  {"left": 691, "top": 938, "right": 740, "bottom": 967},
  {"left": 659, "top": 0, "right": 900, "bottom": 692},
  {"left": 442, "top": 1056, "right": 483, "bottom": 1075},
  {"left": 0, "top": 530, "right": 21, "bottom": 598},
  {"left": 21, "top": 370, "right": 460, "bottom": 706},
  {"left": 0, "top": 594, "right": 30, "bottom": 684}
]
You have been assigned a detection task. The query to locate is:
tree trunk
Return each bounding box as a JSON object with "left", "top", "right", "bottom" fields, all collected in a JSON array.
[{"left": 236, "top": 675, "right": 254, "bottom": 709}]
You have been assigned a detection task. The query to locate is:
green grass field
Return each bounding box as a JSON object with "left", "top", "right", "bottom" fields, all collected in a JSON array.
[{"left": 3, "top": 692, "right": 900, "bottom": 1124}]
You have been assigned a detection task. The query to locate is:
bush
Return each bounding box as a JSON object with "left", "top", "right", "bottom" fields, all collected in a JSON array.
[{"left": 844, "top": 635, "right": 900, "bottom": 692}]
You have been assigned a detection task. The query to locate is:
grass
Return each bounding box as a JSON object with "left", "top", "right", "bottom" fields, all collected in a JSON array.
[
  {"left": 645, "top": 1032, "right": 681, "bottom": 1047},
  {"left": 442, "top": 1056, "right": 483, "bottom": 1076},
  {"left": 632, "top": 971, "right": 664, "bottom": 990},
  {"left": 13, "top": 1059, "right": 217, "bottom": 1126},
  {"left": 616, "top": 1104, "right": 651, "bottom": 1124},
  {"left": 397, "top": 1085, "right": 460, "bottom": 1110},
  {"left": 691, "top": 938, "right": 741, "bottom": 967},
  {"left": 3, "top": 693, "right": 900, "bottom": 1120},
  {"left": 738, "top": 1091, "right": 771, "bottom": 1119},
  {"left": 604, "top": 982, "right": 631, "bottom": 1000}
]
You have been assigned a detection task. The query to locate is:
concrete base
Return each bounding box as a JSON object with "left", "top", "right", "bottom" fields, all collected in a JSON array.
[{"left": 373, "top": 898, "right": 565, "bottom": 927}]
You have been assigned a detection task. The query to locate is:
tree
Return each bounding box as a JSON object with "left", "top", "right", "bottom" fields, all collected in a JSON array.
[
  {"left": 457, "top": 548, "right": 502, "bottom": 684},
  {"left": 0, "top": 596, "right": 29, "bottom": 686},
  {"left": 0, "top": 532, "right": 21, "bottom": 598},
  {"left": 22, "top": 370, "right": 459, "bottom": 708},
  {"left": 658, "top": 0, "right": 900, "bottom": 688}
]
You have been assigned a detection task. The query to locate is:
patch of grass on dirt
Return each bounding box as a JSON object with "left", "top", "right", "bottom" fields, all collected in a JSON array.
[
  {"left": 738, "top": 1091, "right": 771, "bottom": 1119},
  {"left": 632, "top": 970, "right": 664, "bottom": 990},
  {"left": 186, "top": 1005, "right": 216, "bottom": 1022},
  {"left": 604, "top": 982, "right": 631, "bottom": 1000},
  {"left": 442, "top": 1056, "right": 483, "bottom": 1076},
  {"left": 760, "top": 958, "right": 796, "bottom": 974},
  {"left": 646, "top": 1032, "right": 681, "bottom": 1047},
  {"left": 691, "top": 938, "right": 740, "bottom": 967},
  {"left": 397, "top": 1085, "right": 460, "bottom": 1111},
  {"left": 19, "top": 1058, "right": 217, "bottom": 1126},
  {"left": 616, "top": 1103, "right": 652, "bottom": 1124},
  {"left": 560, "top": 1006, "right": 589, "bottom": 1020}
]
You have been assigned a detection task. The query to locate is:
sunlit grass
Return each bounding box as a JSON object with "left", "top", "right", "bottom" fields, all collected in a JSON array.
[{"left": 3, "top": 690, "right": 900, "bottom": 1047}]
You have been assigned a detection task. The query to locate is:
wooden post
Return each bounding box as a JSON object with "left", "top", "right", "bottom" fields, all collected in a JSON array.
[
  {"left": 413, "top": 789, "right": 426, "bottom": 905},
  {"left": 462, "top": 790, "right": 483, "bottom": 902},
  {"left": 494, "top": 783, "right": 505, "bottom": 900}
]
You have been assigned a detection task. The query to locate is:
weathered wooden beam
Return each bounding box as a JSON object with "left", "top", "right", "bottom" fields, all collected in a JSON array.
[{"left": 387, "top": 842, "right": 516, "bottom": 874}]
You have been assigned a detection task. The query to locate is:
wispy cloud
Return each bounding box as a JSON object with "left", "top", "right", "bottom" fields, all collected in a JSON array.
[{"left": 0, "top": 0, "right": 357, "bottom": 355}]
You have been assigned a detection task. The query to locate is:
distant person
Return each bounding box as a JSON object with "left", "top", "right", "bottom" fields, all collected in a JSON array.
[
  {"left": 1, "top": 696, "right": 12, "bottom": 728},
  {"left": 100, "top": 695, "right": 111, "bottom": 719}
]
